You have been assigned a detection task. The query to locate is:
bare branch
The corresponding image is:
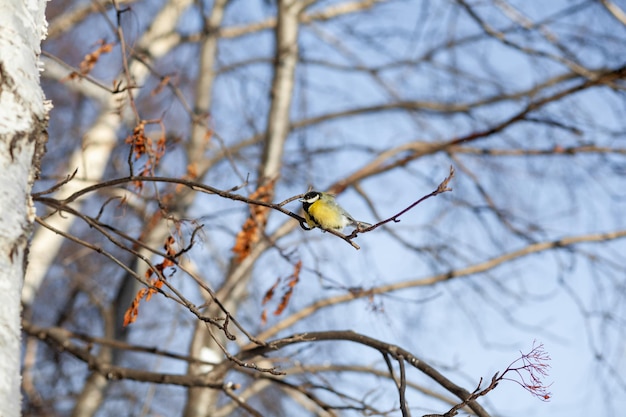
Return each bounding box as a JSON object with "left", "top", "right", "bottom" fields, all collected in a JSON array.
[
  {"left": 240, "top": 330, "right": 492, "bottom": 417},
  {"left": 23, "top": 321, "right": 227, "bottom": 389}
]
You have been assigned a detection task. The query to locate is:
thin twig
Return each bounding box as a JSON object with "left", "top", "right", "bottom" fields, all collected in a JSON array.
[{"left": 345, "top": 166, "right": 455, "bottom": 239}]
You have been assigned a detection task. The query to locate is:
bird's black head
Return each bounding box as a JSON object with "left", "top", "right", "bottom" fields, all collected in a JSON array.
[{"left": 300, "top": 191, "right": 321, "bottom": 204}]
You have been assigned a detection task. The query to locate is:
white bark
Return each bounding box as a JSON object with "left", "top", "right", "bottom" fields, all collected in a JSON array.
[
  {"left": 0, "top": 0, "right": 50, "bottom": 416},
  {"left": 260, "top": 0, "right": 303, "bottom": 181}
]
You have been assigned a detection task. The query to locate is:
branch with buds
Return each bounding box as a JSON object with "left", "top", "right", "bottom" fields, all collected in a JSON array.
[{"left": 424, "top": 341, "right": 552, "bottom": 417}]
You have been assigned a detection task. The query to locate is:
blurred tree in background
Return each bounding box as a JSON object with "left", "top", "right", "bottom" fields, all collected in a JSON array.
[{"left": 21, "top": 0, "right": 626, "bottom": 416}]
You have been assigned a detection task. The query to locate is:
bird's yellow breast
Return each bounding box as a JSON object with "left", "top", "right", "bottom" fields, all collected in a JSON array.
[{"left": 306, "top": 200, "right": 346, "bottom": 230}]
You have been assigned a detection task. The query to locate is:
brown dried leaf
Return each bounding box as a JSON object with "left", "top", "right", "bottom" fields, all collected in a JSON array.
[
  {"left": 79, "top": 41, "right": 114, "bottom": 76},
  {"left": 232, "top": 179, "right": 277, "bottom": 262}
]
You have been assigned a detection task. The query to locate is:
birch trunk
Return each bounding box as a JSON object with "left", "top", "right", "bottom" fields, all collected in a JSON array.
[{"left": 0, "top": 0, "right": 49, "bottom": 415}]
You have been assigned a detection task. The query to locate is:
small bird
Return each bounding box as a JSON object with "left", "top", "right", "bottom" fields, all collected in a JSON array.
[{"left": 299, "top": 191, "right": 371, "bottom": 232}]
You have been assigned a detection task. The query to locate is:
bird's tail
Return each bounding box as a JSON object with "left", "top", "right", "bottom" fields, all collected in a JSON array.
[{"left": 353, "top": 221, "right": 372, "bottom": 231}]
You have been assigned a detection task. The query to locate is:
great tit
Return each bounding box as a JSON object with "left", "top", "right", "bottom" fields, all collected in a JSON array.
[{"left": 299, "top": 191, "right": 371, "bottom": 232}]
